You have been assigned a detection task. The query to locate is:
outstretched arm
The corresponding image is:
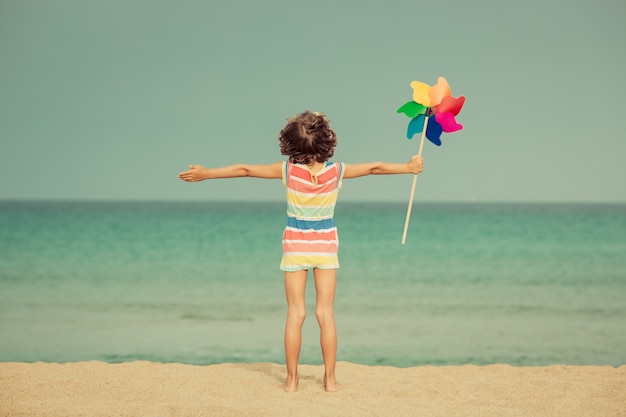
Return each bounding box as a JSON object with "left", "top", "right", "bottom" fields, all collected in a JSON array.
[
  {"left": 178, "top": 162, "right": 283, "bottom": 182},
  {"left": 343, "top": 155, "right": 423, "bottom": 179}
]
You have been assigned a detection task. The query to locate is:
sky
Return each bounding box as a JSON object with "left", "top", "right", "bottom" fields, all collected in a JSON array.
[{"left": 1, "top": 0, "right": 625, "bottom": 203}]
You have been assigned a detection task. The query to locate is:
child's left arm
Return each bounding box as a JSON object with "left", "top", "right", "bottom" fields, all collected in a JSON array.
[
  {"left": 178, "top": 162, "right": 283, "bottom": 182},
  {"left": 343, "top": 155, "right": 423, "bottom": 179}
]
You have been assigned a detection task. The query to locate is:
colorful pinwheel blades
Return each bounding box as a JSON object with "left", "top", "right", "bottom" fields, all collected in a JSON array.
[
  {"left": 406, "top": 114, "right": 443, "bottom": 146},
  {"left": 397, "top": 76, "right": 465, "bottom": 146}
]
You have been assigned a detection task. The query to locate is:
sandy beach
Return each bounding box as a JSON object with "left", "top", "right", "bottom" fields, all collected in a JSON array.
[{"left": 1, "top": 361, "right": 624, "bottom": 417}]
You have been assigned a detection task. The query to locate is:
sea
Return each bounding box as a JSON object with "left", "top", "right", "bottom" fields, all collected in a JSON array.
[{"left": 1, "top": 201, "right": 625, "bottom": 367}]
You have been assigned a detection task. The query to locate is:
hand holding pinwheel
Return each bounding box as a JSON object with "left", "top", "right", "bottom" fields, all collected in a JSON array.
[{"left": 397, "top": 77, "right": 465, "bottom": 244}]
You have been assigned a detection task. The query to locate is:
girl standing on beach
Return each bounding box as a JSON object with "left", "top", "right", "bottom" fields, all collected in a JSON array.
[{"left": 178, "top": 111, "right": 424, "bottom": 392}]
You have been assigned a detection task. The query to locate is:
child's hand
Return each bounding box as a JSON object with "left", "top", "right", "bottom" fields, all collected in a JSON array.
[
  {"left": 178, "top": 165, "right": 208, "bottom": 182},
  {"left": 408, "top": 155, "right": 424, "bottom": 174}
]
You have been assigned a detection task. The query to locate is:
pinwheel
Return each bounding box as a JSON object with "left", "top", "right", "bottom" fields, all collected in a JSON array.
[{"left": 397, "top": 76, "right": 466, "bottom": 244}]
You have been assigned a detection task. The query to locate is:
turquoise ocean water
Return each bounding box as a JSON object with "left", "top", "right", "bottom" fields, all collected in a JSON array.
[{"left": 1, "top": 201, "right": 625, "bottom": 367}]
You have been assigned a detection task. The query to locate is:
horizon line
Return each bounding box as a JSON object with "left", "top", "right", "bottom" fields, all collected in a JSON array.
[{"left": 1, "top": 198, "right": 626, "bottom": 206}]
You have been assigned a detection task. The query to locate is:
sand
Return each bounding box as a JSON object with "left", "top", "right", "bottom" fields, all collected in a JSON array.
[{"left": 1, "top": 361, "right": 624, "bottom": 417}]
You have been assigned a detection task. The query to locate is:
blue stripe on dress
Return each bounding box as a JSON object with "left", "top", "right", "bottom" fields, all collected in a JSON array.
[{"left": 286, "top": 216, "right": 336, "bottom": 230}]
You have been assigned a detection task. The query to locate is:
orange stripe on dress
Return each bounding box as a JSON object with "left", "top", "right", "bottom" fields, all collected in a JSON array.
[
  {"left": 283, "top": 229, "right": 337, "bottom": 240},
  {"left": 282, "top": 241, "right": 338, "bottom": 253},
  {"left": 288, "top": 164, "right": 338, "bottom": 186}
]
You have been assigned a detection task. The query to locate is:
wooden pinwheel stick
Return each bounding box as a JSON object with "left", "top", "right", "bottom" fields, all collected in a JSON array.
[{"left": 401, "top": 109, "right": 430, "bottom": 245}]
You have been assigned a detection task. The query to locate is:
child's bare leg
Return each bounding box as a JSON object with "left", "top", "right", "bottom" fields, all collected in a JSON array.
[
  {"left": 314, "top": 268, "right": 341, "bottom": 392},
  {"left": 283, "top": 270, "right": 307, "bottom": 392}
]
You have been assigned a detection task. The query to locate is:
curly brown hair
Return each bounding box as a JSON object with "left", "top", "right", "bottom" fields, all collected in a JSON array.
[{"left": 278, "top": 111, "right": 337, "bottom": 164}]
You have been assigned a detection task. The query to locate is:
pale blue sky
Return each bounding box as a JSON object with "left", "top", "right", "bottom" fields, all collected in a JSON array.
[{"left": 1, "top": 0, "right": 625, "bottom": 202}]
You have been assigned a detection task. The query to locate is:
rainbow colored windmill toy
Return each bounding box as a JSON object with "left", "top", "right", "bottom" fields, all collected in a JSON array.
[
  {"left": 397, "top": 76, "right": 465, "bottom": 146},
  {"left": 397, "top": 76, "right": 466, "bottom": 244}
]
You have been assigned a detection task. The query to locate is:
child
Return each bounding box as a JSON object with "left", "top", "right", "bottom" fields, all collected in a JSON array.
[{"left": 178, "top": 110, "right": 423, "bottom": 392}]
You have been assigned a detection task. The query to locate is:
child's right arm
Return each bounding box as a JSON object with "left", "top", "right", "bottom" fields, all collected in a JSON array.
[
  {"left": 343, "top": 155, "right": 423, "bottom": 179},
  {"left": 178, "top": 162, "right": 283, "bottom": 182}
]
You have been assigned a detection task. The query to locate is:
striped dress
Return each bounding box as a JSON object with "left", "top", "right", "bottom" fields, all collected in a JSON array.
[{"left": 280, "top": 161, "right": 345, "bottom": 272}]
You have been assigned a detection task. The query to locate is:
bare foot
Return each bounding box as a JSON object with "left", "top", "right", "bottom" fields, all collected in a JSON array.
[
  {"left": 323, "top": 374, "right": 342, "bottom": 392},
  {"left": 283, "top": 374, "right": 299, "bottom": 392}
]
